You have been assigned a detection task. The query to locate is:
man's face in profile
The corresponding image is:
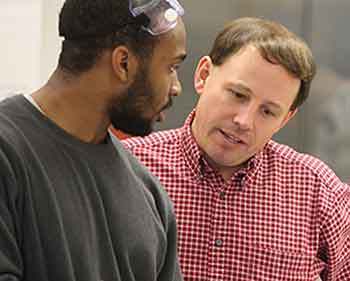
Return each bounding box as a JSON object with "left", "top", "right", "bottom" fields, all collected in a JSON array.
[{"left": 109, "top": 18, "right": 186, "bottom": 136}]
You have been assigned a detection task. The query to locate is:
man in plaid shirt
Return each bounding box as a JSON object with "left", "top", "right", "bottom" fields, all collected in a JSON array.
[{"left": 122, "top": 18, "right": 350, "bottom": 280}]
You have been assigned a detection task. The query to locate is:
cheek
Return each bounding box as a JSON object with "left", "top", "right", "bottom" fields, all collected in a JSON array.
[
  {"left": 196, "top": 102, "right": 224, "bottom": 132},
  {"left": 254, "top": 121, "right": 281, "bottom": 143},
  {"left": 198, "top": 88, "right": 224, "bottom": 109},
  {"left": 153, "top": 74, "right": 171, "bottom": 95}
]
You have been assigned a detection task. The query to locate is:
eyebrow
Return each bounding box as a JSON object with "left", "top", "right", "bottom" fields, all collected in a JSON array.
[
  {"left": 264, "top": 101, "right": 283, "bottom": 114},
  {"left": 230, "top": 83, "right": 252, "bottom": 94}
]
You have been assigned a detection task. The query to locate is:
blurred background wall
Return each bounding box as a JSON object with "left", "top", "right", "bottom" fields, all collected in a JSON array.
[{"left": 1, "top": 0, "right": 349, "bottom": 180}]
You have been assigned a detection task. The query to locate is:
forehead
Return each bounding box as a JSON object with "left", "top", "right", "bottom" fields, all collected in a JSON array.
[{"left": 152, "top": 18, "right": 187, "bottom": 61}]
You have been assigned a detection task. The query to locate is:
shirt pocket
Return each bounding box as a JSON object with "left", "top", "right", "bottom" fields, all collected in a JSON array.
[{"left": 245, "top": 246, "right": 313, "bottom": 281}]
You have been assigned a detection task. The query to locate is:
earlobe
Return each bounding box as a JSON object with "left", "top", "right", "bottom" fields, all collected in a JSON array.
[
  {"left": 194, "top": 56, "right": 212, "bottom": 94},
  {"left": 111, "top": 46, "right": 132, "bottom": 83}
]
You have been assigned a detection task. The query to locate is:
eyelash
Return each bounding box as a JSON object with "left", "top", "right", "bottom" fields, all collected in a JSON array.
[
  {"left": 235, "top": 92, "right": 246, "bottom": 99},
  {"left": 229, "top": 90, "right": 246, "bottom": 100},
  {"left": 228, "top": 89, "right": 277, "bottom": 118},
  {"left": 261, "top": 108, "right": 275, "bottom": 117},
  {"left": 232, "top": 92, "right": 276, "bottom": 117}
]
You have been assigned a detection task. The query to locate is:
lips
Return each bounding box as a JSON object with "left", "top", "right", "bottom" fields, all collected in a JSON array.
[
  {"left": 156, "top": 98, "right": 173, "bottom": 122},
  {"left": 156, "top": 111, "right": 166, "bottom": 122},
  {"left": 220, "top": 129, "right": 246, "bottom": 145}
]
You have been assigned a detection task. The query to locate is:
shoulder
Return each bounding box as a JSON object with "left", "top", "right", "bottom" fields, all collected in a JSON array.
[
  {"left": 266, "top": 140, "right": 340, "bottom": 183},
  {"left": 265, "top": 140, "right": 345, "bottom": 204},
  {"left": 122, "top": 128, "right": 182, "bottom": 150},
  {"left": 263, "top": 141, "right": 347, "bottom": 225},
  {"left": 0, "top": 96, "right": 38, "bottom": 159},
  {"left": 0, "top": 116, "right": 29, "bottom": 201},
  {"left": 0, "top": 95, "right": 34, "bottom": 144},
  {"left": 121, "top": 128, "right": 183, "bottom": 161},
  {"left": 112, "top": 135, "right": 175, "bottom": 219}
]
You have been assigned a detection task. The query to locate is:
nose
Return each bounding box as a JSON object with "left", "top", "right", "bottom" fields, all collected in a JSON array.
[
  {"left": 170, "top": 72, "right": 182, "bottom": 97},
  {"left": 232, "top": 104, "right": 255, "bottom": 131}
]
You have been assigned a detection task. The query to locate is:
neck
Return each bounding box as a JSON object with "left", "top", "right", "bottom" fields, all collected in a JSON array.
[
  {"left": 203, "top": 154, "right": 243, "bottom": 182},
  {"left": 32, "top": 69, "right": 112, "bottom": 144}
]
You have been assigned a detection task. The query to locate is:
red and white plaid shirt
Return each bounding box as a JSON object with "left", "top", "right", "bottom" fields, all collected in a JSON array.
[{"left": 122, "top": 112, "right": 350, "bottom": 281}]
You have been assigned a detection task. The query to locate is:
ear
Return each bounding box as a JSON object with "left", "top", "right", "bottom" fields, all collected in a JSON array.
[
  {"left": 194, "top": 56, "right": 212, "bottom": 95},
  {"left": 111, "top": 46, "right": 137, "bottom": 83},
  {"left": 279, "top": 108, "right": 298, "bottom": 129}
]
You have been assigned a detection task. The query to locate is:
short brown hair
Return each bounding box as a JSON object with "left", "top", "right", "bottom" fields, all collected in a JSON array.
[{"left": 209, "top": 17, "right": 316, "bottom": 110}]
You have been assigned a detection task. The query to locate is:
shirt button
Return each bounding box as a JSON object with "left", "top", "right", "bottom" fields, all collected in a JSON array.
[
  {"left": 215, "top": 239, "right": 223, "bottom": 247},
  {"left": 219, "top": 191, "right": 226, "bottom": 199}
]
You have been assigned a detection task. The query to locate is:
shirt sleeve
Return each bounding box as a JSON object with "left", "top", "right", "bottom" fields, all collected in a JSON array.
[
  {"left": 319, "top": 182, "right": 350, "bottom": 280},
  {"left": 0, "top": 149, "right": 23, "bottom": 280}
]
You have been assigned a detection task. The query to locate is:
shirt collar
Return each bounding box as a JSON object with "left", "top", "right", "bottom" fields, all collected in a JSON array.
[
  {"left": 23, "top": 94, "right": 46, "bottom": 115},
  {"left": 180, "top": 111, "right": 204, "bottom": 180},
  {"left": 180, "top": 110, "right": 264, "bottom": 182}
]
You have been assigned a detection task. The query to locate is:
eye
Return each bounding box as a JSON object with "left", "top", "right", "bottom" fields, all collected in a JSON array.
[
  {"left": 261, "top": 107, "right": 276, "bottom": 118},
  {"left": 229, "top": 89, "right": 246, "bottom": 99},
  {"left": 235, "top": 92, "right": 245, "bottom": 99},
  {"left": 170, "top": 64, "right": 180, "bottom": 73}
]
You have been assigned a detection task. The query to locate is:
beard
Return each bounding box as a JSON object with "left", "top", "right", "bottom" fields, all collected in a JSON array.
[{"left": 108, "top": 63, "right": 171, "bottom": 137}]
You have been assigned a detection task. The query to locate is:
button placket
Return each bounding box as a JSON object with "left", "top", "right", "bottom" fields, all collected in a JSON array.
[
  {"left": 207, "top": 184, "right": 229, "bottom": 278},
  {"left": 215, "top": 238, "right": 224, "bottom": 247}
]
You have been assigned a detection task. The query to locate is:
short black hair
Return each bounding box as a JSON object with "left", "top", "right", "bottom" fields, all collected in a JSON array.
[{"left": 58, "top": 0, "right": 158, "bottom": 75}]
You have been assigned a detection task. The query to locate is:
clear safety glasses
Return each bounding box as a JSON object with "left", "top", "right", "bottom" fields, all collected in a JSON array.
[{"left": 129, "top": 0, "right": 184, "bottom": 35}]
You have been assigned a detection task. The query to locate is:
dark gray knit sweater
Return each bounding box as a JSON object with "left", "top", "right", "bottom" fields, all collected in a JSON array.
[{"left": 0, "top": 95, "right": 182, "bottom": 281}]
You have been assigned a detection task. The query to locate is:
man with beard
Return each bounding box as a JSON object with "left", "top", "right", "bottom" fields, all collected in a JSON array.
[
  {"left": 123, "top": 18, "right": 350, "bottom": 280},
  {"left": 0, "top": 0, "right": 186, "bottom": 280}
]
